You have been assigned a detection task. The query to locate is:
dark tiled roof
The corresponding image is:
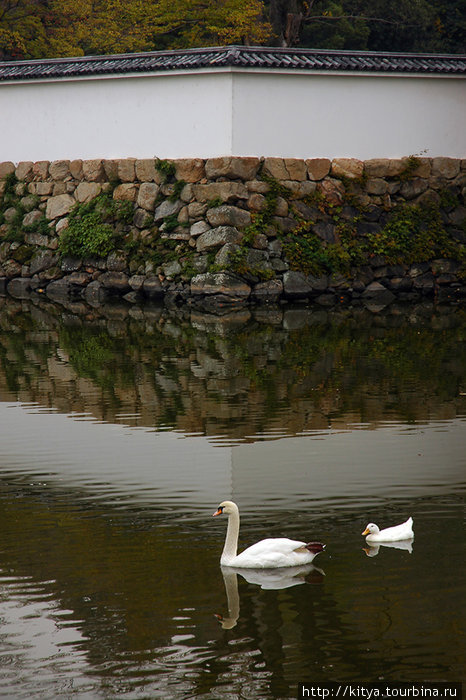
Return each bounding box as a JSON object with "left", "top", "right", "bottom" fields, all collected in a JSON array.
[{"left": 1, "top": 45, "right": 465, "bottom": 82}]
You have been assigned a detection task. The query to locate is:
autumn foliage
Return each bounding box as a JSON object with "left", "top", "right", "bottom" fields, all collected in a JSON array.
[{"left": 0, "top": 0, "right": 464, "bottom": 60}]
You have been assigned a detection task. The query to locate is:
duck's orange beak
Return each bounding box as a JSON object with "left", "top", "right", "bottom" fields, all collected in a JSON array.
[
  {"left": 362, "top": 528, "right": 370, "bottom": 536},
  {"left": 213, "top": 508, "right": 222, "bottom": 517}
]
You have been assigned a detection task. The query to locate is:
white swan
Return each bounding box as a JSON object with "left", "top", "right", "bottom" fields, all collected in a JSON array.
[
  {"left": 362, "top": 517, "right": 414, "bottom": 543},
  {"left": 213, "top": 500, "right": 325, "bottom": 568}
]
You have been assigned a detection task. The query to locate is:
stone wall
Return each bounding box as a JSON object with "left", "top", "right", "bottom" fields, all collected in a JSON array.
[{"left": 0, "top": 156, "right": 465, "bottom": 310}]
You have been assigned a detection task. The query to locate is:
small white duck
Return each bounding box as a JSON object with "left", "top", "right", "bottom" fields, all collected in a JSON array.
[
  {"left": 362, "top": 517, "right": 414, "bottom": 543},
  {"left": 213, "top": 500, "right": 325, "bottom": 569}
]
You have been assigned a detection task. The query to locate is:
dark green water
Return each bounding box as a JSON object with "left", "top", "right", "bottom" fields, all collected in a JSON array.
[{"left": 0, "top": 297, "right": 464, "bottom": 698}]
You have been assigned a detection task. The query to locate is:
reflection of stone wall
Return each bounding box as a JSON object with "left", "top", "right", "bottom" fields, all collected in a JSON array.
[
  {"left": 0, "top": 156, "right": 465, "bottom": 308},
  {"left": 0, "top": 297, "right": 464, "bottom": 441}
]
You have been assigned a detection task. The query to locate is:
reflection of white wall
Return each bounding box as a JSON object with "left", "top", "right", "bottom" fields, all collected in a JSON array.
[
  {"left": 0, "top": 403, "right": 232, "bottom": 511},
  {"left": 1, "top": 404, "right": 464, "bottom": 515},
  {"left": 1, "top": 68, "right": 464, "bottom": 161},
  {"left": 231, "top": 421, "right": 466, "bottom": 511}
]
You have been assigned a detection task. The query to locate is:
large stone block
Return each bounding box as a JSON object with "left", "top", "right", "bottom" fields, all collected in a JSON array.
[
  {"left": 192, "top": 181, "right": 248, "bottom": 203},
  {"left": 400, "top": 178, "right": 428, "bottom": 200},
  {"left": 113, "top": 183, "right": 138, "bottom": 201},
  {"left": 206, "top": 205, "right": 251, "bottom": 228},
  {"left": 103, "top": 160, "right": 119, "bottom": 181},
  {"left": 205, "top": 157, "right": 260, "bottom": 181},
  {"left": 331, "top": 158, "right": 364, "bottom": 180},
  {"left": 33, "top": 161, "right": 50, "bottom": 179},
  {"left": 30, "top": 250, "right": 59, "bottom": 274},
  {"left": 0, "top": 162, "right": 16, "bottom": 179},
  {"left": 364, "top": 159, "right": 405, "bottom": 178},
  {"left": 431, "top": 157, "right": 461, "bottom": 179},
  {"left": 190, "top": 220, "right": 210, "bottom": 237},
  {"left": 82, "top": 159, "right": 105, "bottom": 182},
  {"left": 190, "top": 272, "right": 251, "bottom": 298},
  {"left": 49, "top": 160, "right": 70, "bottom": 180},
  {"left": 154, "top": 198, "right": 183, "bottom": 224},
  {"left": 35, "top": 182, "right": 54, "bottom": 195},
  {"left": 75, "top": 182, "right": 102, "bottom": 203},
  {"left": 23, "top": 210, "right": 44, "bottom": 229},
  {"left": 15, "top": 162, "right": 34, "bottom": 181},
  {"left": 196, "top": 226, "right": 243, "bottom": 252},
  {"left": 118, "top": 158, "right": 136, "bottom": 182},
  {"left": 135, "top": 159, "right": 161, "bottom": 183},
  {"left": 174, "top": 158, "right": 206, "bottom": 183},
  {"left": 137, "top": 182, "right": 159, "bottom": 211},
  {"left": 306, "top": 158, "right": 331, "bottom": 181},
  {"left": 252, "top": 279, "right": 283, "bottom": 302},
  {"left": 262, "top": 158, "right": 289, "bottom": 181},
  {"left": 284, "top": 158, "right": 308, "bottom": 181},
  {"left": 283, "top": 270, "right": 328, "bottom": 298},
  {"left": 45, "top": 194, "right": 75, "bottom": 220},
  {"left": 69, "top": 160, "right": 83, "bottom": 179},
  {"left": 99, "top": 271, "right": 130, "bottom": 291},
  {"left": 143, "top": 275, "right": 164, "bottom": 298}
]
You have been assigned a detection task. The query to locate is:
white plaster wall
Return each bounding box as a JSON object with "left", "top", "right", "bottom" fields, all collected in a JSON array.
[
  {"left": 0, "top": 71, "right": 233, "bottom": 162},
  {"left": 232, "top": 71, "right": 466, "bottom": 159},
  {"left": 0, "top": 68, "right": 464, "bottom": 161}
]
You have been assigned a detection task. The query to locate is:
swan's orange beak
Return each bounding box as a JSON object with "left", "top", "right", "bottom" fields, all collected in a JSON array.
[
  {"left": 362, "top": 528, "right": 370, "bottom": 536},
  {"left": 213, "top": 508, "right": 222, "bottom": 517}
]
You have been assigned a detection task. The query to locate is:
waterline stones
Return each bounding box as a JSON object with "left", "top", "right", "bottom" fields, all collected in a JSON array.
[{"left": 0, "top": 156, "right": 465, "bottom": 311}]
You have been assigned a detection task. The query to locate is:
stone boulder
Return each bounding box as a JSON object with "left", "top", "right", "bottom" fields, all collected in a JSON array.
[
  {"left": 174, "top": 158, "right": 206, "bottom": 183},
  {"left": 306, "top": 158, "right": 331, "bottom": 181},
  {"left": 84, "top": 280, "right": 108, "bottom": 305},
  {"left": 118, "top": 159, "right": 136, "bottom": 182},
  {"left": 15, "top": 162, "right": 34, "bottom": 181},
  {"left": 82, "top": 159, "right": 105, "bottom": 182},
  {"left": 135, "top": 159, "right": 160, "bottom": 183},
  {"left": 331, "top": 158, "right": 364, "bottom": 180},
  {"left": 7, "top": 278, "right": 32, "bottom": 298},
  {"left": 362, "top": 281, "right": 395, "bottom": 304},
  {"left": 283, "top": 270, "right": 328, "bottom": 299},
  {"left": 252, "top": 279, "right": 283, "bottom": 302},
  {"left": 206, "top": 205, "right": 251, "bottom": 228},
  {"left": 192, "top": 182, "right": 248, "bottom": 203},
  {"left": 0, "top": 162, "right": 15, "bottom": 178},
  {"left": 49, "top": 160, "right": 70, "bottom": 180},
  {"left": 143, "top": 275, "right": 164, "bottom": 298},
  {"left": 190, "top": 272, "right": 251, "bottom": 300},
  {"left": 196, "top": 226, "right": 243, "bottom": 253},
  {"left": 75, "top": 182, "right": 102, "bottom": 203},
  {"left": 45, "top": 194, "right": 75, "bottom": 220},
  {"left": 98, "top": 272, "right": 130, "bottom": 292},
  {"left": 190, "top": 221, "right": 211, "bottom": 237},
  {"left": 431, "top": 157, "right": 460, "bottom": 179},
  {"left": 113, "top": 183, "right": 138, "bottom": 202},
  {"left": 205, "top": 157, "right": 260, "bottom": 181},
  {"left": 137, "top": 183, "right": 159, "bottom": 211},
  {"left": 154, "top": 199, "right": 183, "bottom": 224},
  {"left": 364, "top": 159, "right": 405, "bottom": 178},
  {"left": 30, "top": 251, "right": 59, "bottom": 275}
]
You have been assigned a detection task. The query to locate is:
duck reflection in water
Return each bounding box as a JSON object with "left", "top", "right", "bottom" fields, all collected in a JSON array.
[
  {"left": 215, "top": 564, "right": 325, "bottom": 629},
  {"left": 363, "top": 539, "right": 414, "bottom": 557}
]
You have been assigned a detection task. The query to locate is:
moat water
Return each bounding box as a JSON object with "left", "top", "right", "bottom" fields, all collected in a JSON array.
[{"left": 0, "top": 297, "right": 464, "bottom": 698}]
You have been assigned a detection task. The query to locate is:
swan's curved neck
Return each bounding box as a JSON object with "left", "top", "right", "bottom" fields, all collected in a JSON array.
[{"left": 221, "top": 507, "right": 240, "bottom": 565}]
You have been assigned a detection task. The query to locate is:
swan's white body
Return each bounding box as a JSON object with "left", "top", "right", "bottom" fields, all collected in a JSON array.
[
  {"left": 362, "top": 517, "right": 414, "bottom": 543},
  {"left": 213, "top": 500, "right": 325, "bottom": 569}
]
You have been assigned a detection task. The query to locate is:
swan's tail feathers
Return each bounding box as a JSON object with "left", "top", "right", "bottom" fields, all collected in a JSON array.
[{"left": 305, "top": 542, "right": 326, "bottom": 555}]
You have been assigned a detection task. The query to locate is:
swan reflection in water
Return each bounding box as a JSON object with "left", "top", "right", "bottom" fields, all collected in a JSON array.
[
  {"left": 363, "top": 539, "right": 414, "bottom": 557},
  {"left": 215, "top": 564, "right": 325, "bottom": 629}
]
